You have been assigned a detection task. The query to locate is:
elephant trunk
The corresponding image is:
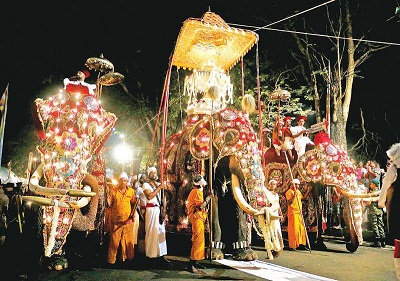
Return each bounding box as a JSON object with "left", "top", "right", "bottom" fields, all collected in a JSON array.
[{"left": 72, "top": 173, "right": 99, "bottom": 231}]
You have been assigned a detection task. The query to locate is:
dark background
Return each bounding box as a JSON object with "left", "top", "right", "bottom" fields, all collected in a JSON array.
[{"left": 0, "top": 0, "right": 399, "bottom": 166}]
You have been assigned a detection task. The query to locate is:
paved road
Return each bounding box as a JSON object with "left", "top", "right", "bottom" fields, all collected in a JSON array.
[{"left": 12, "top": 237, "right": 396, "bottom": 281}]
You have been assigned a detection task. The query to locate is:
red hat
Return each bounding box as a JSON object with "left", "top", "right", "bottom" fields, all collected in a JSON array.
[
  {"left": 82, "top": 70, "right": 90, "bottom": 78},
  {"left": 296, "top": 115, "right": 307, "bottom": 122},
  {"left": 283, "top": 116, "right": 293, "bottom": 122}
]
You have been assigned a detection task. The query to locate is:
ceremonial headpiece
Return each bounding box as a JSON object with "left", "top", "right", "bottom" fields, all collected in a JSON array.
[
  {"left": 283, "top": 116, "right": 293, "bottom": 122},
  {"left": 296, "top": 116, "right": 307, "bottom": 122}
]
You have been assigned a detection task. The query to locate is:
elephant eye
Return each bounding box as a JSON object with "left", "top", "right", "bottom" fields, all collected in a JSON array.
[
  {"left": 329, "top": 162, "right": 342, "bottom": 175},
  {"left": 224, "top": 129, "right": 239, "bottom": 146}
]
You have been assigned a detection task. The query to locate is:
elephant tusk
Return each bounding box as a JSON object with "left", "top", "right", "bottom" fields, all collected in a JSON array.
[
  {"left": 68, "top": 188, "right": 96, "bottom": 197},
  {"left": 230, "top": 174, "right": 281, "bottom": 218},
  {"left": 232, "top": 184, "right": 263, "bottom": 216},
  {"left": 231, "top": 173, "right": 264, "bottom": 216},
  {"left": 67, "top": 185, "right": 92, "bottom": 209},
  {"left": 22, "top": 185, "right": 93, "bottom": 209},
  {"left": 29, "top": 177, "right": 96, "bottom": 197},
  {"left": 361, "top": 196, "right": 380, "bottom": 202},
  {"left": 21, "top": 196, "right": 70, "bottom": 208},
  {"left": 341, "top": 190, "right": 380, "bottom": 199}
]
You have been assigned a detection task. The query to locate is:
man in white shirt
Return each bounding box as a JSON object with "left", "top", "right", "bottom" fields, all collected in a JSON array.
[{"left": 290, "top": 116, "right": 314, "bottom": 158}]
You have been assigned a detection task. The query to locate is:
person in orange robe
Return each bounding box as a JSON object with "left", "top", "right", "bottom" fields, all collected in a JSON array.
[
  {"left": 186, "top": 175, "right": 210, "bottom": 274},
  {"left": 106, "top": 172, "right": 136, "bottom": 266},
  {"left": 285, "top": 178, "right": 310, "bottom": 250}
]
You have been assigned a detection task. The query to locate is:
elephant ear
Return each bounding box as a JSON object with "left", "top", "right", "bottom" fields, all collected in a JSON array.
[{"left": 90, "top": 110, "right": 117, "bottom": 155}]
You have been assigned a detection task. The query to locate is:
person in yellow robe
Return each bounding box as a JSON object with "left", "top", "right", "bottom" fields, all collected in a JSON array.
[
  {"left": 285, "top": 178, "right": 311, "bottom": 250},
  {"left": 186, "top": 175, "right": 210, "bottom": 273},
  {"left": 106, "top": 172, "right": 136, "bottom": 266}
]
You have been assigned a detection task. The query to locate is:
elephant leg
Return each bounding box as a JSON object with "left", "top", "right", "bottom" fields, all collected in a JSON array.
[
  {"left": 206, "top": 195, "right": 224, "bottom": 260},
  {"left": 232, "top": 207, "right": 258, "bottom": 261},
  {"left": 312, "top": 185, "right": 327, "bottom": 250}
]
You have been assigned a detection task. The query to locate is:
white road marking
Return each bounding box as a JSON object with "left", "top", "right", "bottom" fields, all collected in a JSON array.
[{"left": 216, "top": 259, "right": 337, "bottom": 281}]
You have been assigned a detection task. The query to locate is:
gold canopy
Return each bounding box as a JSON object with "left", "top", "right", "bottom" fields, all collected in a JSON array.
[{"left": 172, "top": 11, "right": 259, "bottom": 71}]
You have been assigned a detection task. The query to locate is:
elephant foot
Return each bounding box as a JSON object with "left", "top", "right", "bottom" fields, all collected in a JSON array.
[
  {"left": 205, "top": 248, "right": 224, "bottom": 260},
  {"left": 205, "top": 241, "right": 225, "bottom": 260},
  {"left": 47, "top": 254, "right": 68, "bottom": 271},
  {"left": 232, "top": 241, "right": 257, "bottom": 261},
  {"left": 270, "top": 249, "right": 283, "bottom": 259},
  {"left": 345, "top": 242, "right": 358, "bottom": 253},
  {"left": 232, "top": 247, "right": 258, "bottom": 261},
  {"left": 312, "top": 238, "right": 327, "bottom": 251}
]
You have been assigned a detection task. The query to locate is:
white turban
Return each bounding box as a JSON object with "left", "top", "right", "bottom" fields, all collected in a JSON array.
[
  {"left": 147, "top": 166, "right": 157, "bottom": 175},
  {"left": 293, "top": 178, "right": 300, "bottom": 185},
  {"left": 268, "top": 179, "right": 277, "bottom": 185},
  {"left": 119, "top": 172, "right": 129, "bottom": 180}
]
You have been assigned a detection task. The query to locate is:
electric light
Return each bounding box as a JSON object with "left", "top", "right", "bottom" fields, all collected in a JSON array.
[
  {"left": 114, "top": 142, "right": 133, "bottom": 164},
  {"left": 62, "top": 217, "right": 70, "bottom": 224}
]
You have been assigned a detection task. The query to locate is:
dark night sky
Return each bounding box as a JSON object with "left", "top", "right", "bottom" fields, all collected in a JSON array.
[{"left": 0, "top": 0, "right": 399, "bottom": 165}]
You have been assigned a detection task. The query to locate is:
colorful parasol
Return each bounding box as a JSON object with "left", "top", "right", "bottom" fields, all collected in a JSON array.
[{"left": 172, "top": 11, "right": 258, "bottom": 71}]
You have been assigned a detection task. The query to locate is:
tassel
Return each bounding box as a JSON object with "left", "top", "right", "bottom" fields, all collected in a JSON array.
[
  {"left": 241, "top": 94, "right": 256, "bottom": 114},
  {"left": 207, "top": 85, "right": 220, "bottom": 102},
  {"left": 394, "top": 239, "right": 400, "bottom": 279}
]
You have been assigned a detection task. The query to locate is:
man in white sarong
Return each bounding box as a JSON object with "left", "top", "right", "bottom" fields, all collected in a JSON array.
[{"left": 142, "top": 167, "right": 170, "bottom": 264}]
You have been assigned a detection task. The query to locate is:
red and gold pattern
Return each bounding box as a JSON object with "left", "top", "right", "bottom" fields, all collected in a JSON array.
[
  {"left": 32, "top": 83, "right": 117, "bottom": 256},
  {"left": 164, "top": 108, "right": 265, "bottom": 230},
  {"left": 263, "top": 141, "right": 363, "bottom": 242}
]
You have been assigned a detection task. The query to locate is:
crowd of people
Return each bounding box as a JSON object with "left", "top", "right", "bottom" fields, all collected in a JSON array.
[
  {"left": 353, "top": 158, "right": 387, "bottom": 247},
  {"left": 104, "top": 167, "right": 171, "bottom": 268},
  {"left": 102, "top": 115, "right": 390, "bottom": 271},
  {"left": 104, "top": 167, "right": 211, "bottom": 273}
]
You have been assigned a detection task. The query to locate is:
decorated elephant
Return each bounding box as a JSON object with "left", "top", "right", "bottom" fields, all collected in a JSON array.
[
  {"left": 163, "top": 98, "right": 283, "bottom": 261},
  {"left": 263, "top": 132, "right": 372, "bottom": 252},
  {"left": 153, "top": 10, "right": 283, "bottom": 261},
  {"left": 23, "top": 71, "right": 117, "bottom": 270}
]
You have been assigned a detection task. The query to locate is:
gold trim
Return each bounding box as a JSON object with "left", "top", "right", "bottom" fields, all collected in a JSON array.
[{"left": 172, "top": 12, "right": 258, "bottom": 71}]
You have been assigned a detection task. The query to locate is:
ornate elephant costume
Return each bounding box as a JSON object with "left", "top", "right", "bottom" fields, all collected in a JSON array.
[
  {"left": 264, "top": 133, "right": 367, "bottom": 252},
  {"left": 25, "top": 76, "right": 117, "bottom": 266},
  {"left": 164, "top": 98, "right": 283, "bottom": 260}
]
